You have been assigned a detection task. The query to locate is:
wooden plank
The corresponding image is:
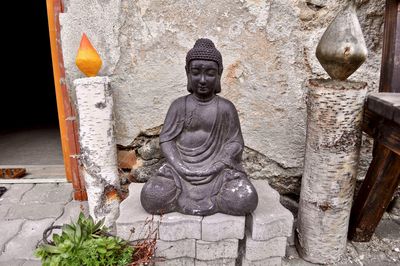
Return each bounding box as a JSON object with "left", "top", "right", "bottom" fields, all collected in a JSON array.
[
  {"left": 46, "top": 0, "right": 86, "bottom": 200},
  {"left": 379, "top": 0, "right": 400, "bottom": 92},
  {"left": 348, "top": 143, "right": 400, "bottom": 242},
  {"left": 367, "top": 93, "right": 400, "bottom": 122},
  {"left": 0, "top": 168, "right": 26, "bottom": 179},
  {"left": 362, "top": 109, "right": 400, "bottom": 156}
]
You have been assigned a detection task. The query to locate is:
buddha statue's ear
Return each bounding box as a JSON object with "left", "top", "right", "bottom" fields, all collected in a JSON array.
[
  {"left": 187, "top": 82, "right": 193, "bottom": 93},
  {"left": 186, "top": 68, "right": 193, "bottom": 93}
]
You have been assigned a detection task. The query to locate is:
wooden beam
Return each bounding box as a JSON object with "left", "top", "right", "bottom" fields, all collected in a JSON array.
[
  {"left": 379, "top": 0, "right": 400, "bottom": 92},
  {"left": 362, "top": 93, "right": 400, "bottom": 156},
  {"left": 348, "top": 143, "right": 400, "bottom": 242},
  {"left": 46, "top": 0, "right": 87, "bottom": 200},
  {"left": 362, "top": 109, "right": 400, "bottom": 155}
]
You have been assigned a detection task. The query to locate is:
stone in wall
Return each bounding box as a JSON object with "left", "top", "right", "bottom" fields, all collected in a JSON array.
[
  {"left": 131, "top": 159, "right": 165, "bottom": 183},
  {"left": 242, "top": 147, "right": 302, "bottom": 196},
  {"left": 121, "top": 126, "right": 164, "bottom": 183}
]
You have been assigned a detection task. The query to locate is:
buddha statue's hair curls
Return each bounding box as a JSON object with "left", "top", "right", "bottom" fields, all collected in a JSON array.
[{"left": 185, "top": 38, "right": 223, "bottom": 93}]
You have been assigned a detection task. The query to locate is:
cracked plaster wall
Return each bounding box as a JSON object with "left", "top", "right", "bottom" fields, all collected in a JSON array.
[{"left": 59, "top": 0, "right": 385, "bottom": 188}]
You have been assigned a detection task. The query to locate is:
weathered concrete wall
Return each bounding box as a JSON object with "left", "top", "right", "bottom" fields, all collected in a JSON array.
[{"left": 60, "top": 0, "right": 385, "bottom": 193}]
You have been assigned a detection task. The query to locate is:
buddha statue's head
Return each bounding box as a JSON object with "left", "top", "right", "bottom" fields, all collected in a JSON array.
[{"left": 185, "top": 39, "right": 223, "bottom": 99}]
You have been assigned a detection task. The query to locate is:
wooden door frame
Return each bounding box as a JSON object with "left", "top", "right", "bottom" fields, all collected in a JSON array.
[{"left": 46, "top": 0, "right": 87, "bottom": 200}]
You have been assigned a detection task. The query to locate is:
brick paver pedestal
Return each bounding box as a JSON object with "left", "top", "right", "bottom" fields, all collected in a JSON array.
[{"left": 117, "top": 180, "right": 293, "bottom": 265}]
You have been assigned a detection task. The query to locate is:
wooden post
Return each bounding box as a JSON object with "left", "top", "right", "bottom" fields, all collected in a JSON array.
[
  {"left": 74, "top": 76, "right": 120, "bottom": 227},
  {"left": 296, "top": 79, "right": 367, "bottom": 264},
  {"left": 46, "top": 0, "right": 86, "bottom": 200},
  {"left": 379, "top": 0, "right": 400, "bottom": 93},
  {"left": 348, "top": 143, "right": 400, "bottom": 241}
]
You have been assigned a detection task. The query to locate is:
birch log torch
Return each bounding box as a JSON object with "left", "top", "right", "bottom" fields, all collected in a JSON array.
[
  {"left": 74, "top": 33, "right": 120, "bottom": 228},
  {"left": 296, "top": 0, "right": 368, "bottom": 263}
]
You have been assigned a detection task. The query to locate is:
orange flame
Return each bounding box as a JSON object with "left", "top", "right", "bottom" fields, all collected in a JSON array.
[{"left": 75, "top": 33, "right": 102, "bottom": 77}]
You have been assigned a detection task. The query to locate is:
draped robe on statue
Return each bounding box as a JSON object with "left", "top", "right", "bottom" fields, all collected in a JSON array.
[{"left": 141, "top": 94, "right": 258, "bottom": 216}]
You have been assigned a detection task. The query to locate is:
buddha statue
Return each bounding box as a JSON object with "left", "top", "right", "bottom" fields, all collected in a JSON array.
[{"left": 140, "top": 38, "right": 258, "bottom": 216}]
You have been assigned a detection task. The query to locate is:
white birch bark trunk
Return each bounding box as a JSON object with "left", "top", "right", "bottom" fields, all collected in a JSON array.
[
  {"left": 296, "top": 79, "right": 367, "bottom": 264},
  {"left": 74, "top": 76, "right": 120, "bottom": 227}
]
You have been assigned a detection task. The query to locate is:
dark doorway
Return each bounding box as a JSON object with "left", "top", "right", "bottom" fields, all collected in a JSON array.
[{"left": 0, "top": 1, "right": 63, "bottom": 166}]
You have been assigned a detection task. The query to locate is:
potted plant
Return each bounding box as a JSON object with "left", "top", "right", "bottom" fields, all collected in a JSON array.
[{"left": 35, "top": 212, "right": 156, "bottom": 266}]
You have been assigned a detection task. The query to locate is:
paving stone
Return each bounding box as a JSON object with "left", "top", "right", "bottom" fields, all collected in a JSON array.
[
  {"left": 22, "top": 260, "right": 41, "bottom": 266},
  {"left": 159, "top": 212, "right": 202, "bottom": 241},
  {"left": 282, "top": 257, "right": 316, "bottom": 266},
  {"left": 53, "top": 200, "right": 89, "bottom": 226},
  {"left": 196, "top": 239, "right": 238, "bottom": 260},
  {"left": 195, "top": 258, "right": 236, "bottom": 266},
  {"left": 21, "top": 183, "right": 72, "bottom": 204},
  {"left": 155, "top": 257, "right": 195, "bottom": 266},
  {"left": 242, "top": 256, "right": 282, "bottom": 266},
  {"left": 351, "top": 235, "right": 400, "bottom": 265},
  {"left": 284, "top": 244, "right": 299, "bottom": 259},
  {"left": 201, "top": 213, "right": 245, "bottom": 241},
  {"left": 116, "top": 183, "right": 160, "bottom": 241},
  {"left": 248, "top": 180, "right": 293, "bottom": 241},
  {"left": 244, "top": 230, "right": 286, "bottom": 261},
  {"left": 0, "top": 204, "right": 10, "bottom": 219},
  {"left": 0, "top": 219, "right": 24, "bottom": 253},
  {"left": 287, "top": 218, "right": 297, "bottom": 246},
  {"left": 0, "top": 184, "right": 34, "bottom": 204},
  {"left": 0, "top": 260, "right": 26, "bottom": 266},
  {"left": 389, "top": 197, "right": 400, "bottom": 216},
  {"left": 156, "top": 239, "right": 196, "bottom": 259},
  {"left": 375, "top": 218, "right": 400, "bottom": 240},
  {"left": 117, "top": 183, "right": 202, "bottom": 241},
  {"left": 0, "top": 218, "right": 54, "bottom": 261},
  {"left": 6, "top": 203, "right": 64, "bottom": 220}
]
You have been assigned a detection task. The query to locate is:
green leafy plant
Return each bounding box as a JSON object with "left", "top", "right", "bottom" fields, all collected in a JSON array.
[{"left": 35, "top": 212, "right": 134, "bottom": 266}]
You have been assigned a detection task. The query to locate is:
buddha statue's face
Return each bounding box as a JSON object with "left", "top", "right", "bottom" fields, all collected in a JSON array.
[{"left": 188, "top": 60, "right": 220, "bottom": 101}]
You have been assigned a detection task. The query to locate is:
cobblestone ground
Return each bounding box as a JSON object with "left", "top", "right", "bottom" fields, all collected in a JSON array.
[
  {"left": 0, "top": 183, "right": 88, "bottom": 266},
  {"left": 0, "top": 183, "right": 398, "bottom": 266},
  {"left": 284, "top": 213, "right": 400, "bottom": 266}
]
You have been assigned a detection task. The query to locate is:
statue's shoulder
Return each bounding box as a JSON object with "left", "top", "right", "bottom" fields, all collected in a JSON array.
[
  {"left": 171, "top": 95, "right": 187, "bottom": 105},
  {"left": 168, "top": 95, "right": 187, "bottom": 109},
  {"left": 217, "top": 96, "right": 238, "bottom": 112}
]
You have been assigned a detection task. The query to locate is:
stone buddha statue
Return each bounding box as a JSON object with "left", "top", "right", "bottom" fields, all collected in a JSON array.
[{"left": 140, "top": 38, "right": 258, "bottom": 216}]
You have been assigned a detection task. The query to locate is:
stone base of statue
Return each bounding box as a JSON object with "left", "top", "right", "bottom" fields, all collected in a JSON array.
[{"left": 116, "top": 180, "right": 293, "bottom": 265}]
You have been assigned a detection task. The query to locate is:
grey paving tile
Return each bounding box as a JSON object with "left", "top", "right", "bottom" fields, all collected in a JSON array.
[
  {"left": 0, "top": 185, "right": 34, "bottom": 204},
  {"left": 0, "top": 218, "right": 53, "bottom": 261},
  {"left": 21, "top": 183, "right": 73, "bottom": 204},
  {"left": 0, "top": 219, "right": 24, "bottom": 253},
  {"left": 6, "top": 203, "right": 64, "bottom": 220},
  {"left": 53, "top": 200, "right": 89, "bottom": 226},
  {"left": 0, "top": 259, "right": 26, "bottom": 266}
]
